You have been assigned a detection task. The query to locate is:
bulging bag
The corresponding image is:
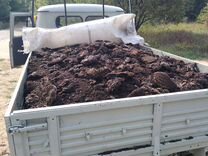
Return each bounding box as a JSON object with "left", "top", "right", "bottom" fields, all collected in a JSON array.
[{"left": 22, "top": 14, "right": 144, "bottom": 53}]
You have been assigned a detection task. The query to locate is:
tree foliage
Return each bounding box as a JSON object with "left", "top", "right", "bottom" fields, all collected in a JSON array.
[
  {"left": 197, "top": 3, "right": 208, "bottom": 24},
  {"left": 106, "top": 0, "right": 186, "bottom": 30},
  {"left": 185, "top": 0, "right": 208, "bottom": 21},
  {"left": 1, "top": 0, "right": 208, "bottom": 29},
  {"left": 10, "top": 0, "right": 30, "bottom": 12},
  {"left": 0, "top": 0, "right": 10, "bottom": 21},
  {"left": 35, "top": 0, "right": 48, "bottom": 10}
]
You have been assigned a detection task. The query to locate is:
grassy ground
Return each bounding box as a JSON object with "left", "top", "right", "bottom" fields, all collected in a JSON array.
[{"left": 140, "top": 23, "right": 208, "bottom": 60}]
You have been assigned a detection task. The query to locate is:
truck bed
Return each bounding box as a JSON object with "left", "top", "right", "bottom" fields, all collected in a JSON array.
[{"left": 5, "top": 48, "right": 208, "bottom": 156}]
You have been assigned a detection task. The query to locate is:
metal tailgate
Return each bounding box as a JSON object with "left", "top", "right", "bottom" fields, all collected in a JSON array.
[{"left": 6, "top": 98, "right": 155, "bottom": 156}]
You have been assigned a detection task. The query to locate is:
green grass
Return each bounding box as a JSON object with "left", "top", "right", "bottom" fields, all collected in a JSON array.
[{"left": 139, "top": 23, "right": 208, "bottom": 60}]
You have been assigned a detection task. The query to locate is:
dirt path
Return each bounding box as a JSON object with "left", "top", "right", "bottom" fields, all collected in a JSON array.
[
  {"left": 0, "top": 29, "right": 22, "bottom": 156},
  {"left": 0, "top": 60, "right": 22, "bottom": 156},
  {"left": 0, "top": 40, "right": 9, "bottom": 60},
  {"left": 0, "top": 29, "right": 10, "bottom": 59},
  {"left": 0, "top": 26, "right": 22, "bottom": 60},
  {"left": 0, "top": 29, "right": 9, "bottom": 41}
]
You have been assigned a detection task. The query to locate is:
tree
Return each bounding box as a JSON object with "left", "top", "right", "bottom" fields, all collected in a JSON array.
[
  {"left": 185, "top": 0, "right": 208, "bottom": 21},
  {"left": 10, "top": 0, "right": 30, "bottom": 12},
  {"left": 108, "top": 0, "right": 186, "bottom": 30},
  {"left": 35, "top": 0, "right": 48, "bottom": 10},
  {"left": 0, "top": 0, "right": 10, "bottom": 22},
  {"left": 197, "top": 3, "right": 208, "bottom": 24}
]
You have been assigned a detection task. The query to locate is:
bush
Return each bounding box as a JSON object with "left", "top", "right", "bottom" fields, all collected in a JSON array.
[{"left": 197, "top": 3, "right": 208, "bottom": 25}]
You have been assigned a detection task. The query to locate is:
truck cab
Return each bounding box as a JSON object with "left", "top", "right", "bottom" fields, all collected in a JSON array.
[
  {"left": 37, "top": 4, "right": 124, "bottom": 28},
  {"left": 10, "top": 4, "right": 124, "bottom": 67}
]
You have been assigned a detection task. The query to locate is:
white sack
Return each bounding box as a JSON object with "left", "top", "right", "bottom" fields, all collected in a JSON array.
[{"left": 22, "top": 14, "right": 144, "bottom": 53}]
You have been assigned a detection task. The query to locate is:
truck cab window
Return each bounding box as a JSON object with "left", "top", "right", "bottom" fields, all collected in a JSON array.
[
  {"left": 85, "top": 16, "right": 108, "bottom": 21},
  {"left": 56, "top": 16, "right": 83, "bottom": 27}
]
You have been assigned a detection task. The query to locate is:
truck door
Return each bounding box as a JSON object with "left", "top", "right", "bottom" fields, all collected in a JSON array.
[{"left": 10, "top": 12, "right": 32, "bottom": 68}]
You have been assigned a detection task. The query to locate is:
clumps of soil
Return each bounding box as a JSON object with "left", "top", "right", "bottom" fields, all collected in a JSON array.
[{"left": 24, "top": 41, "right": 208, "bottom": 109}]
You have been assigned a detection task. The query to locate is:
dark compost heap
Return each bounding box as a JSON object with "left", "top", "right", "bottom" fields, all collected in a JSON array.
[{"left": 24, "top": 41, "right": 208, "bottom": 109}]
